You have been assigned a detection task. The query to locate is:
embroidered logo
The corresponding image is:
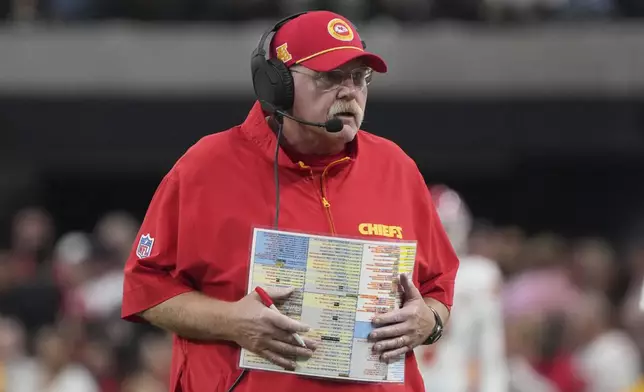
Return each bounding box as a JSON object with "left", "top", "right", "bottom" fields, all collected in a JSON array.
[
  {"left": 136, "top": 233, "right": 155, "bottom": 259},
  {"left": 327, "top": 18, "right": 354, "bottom": 42},
  {"left": 275, "top": 43, "right": 292, "bottom": 63},
  {"left": 358, "top": 223, "right": 403, "bottom": 239}
]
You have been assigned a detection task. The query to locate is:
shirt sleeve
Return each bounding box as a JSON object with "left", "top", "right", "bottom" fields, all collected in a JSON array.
[
  {"left": 121, "top": 171, "right": 195, "bottom": 323},
  {"left": 413, "top": 172, "right": 459, "bottom": 311}
]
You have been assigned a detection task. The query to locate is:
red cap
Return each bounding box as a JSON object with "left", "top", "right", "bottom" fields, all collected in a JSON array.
[{"left": 270, "top": 11, "right": 387, "bottom": 73}]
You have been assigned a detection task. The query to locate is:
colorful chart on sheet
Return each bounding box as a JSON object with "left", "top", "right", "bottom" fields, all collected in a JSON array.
[{"left": 239, "top": 228, "right": 417, "bottom": 383}]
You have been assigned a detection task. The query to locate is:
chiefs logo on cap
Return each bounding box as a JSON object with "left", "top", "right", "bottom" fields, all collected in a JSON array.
[
  {"left": 327, "top": 18, "right": 354, "bottom": 42},
  {"left": 275, "top": 43, "right": 292, "bottom": 63}
]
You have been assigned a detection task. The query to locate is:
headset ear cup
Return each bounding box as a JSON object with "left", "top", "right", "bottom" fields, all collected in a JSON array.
[
  {"left": 251, "top": 53, "right": 269, "bottom": 102},
  {"left": 267, "top": 58, "right": 295, "bottom": 111},
  {"left": 251, "top": 13, "right": 309, "bottom": 112},
  {"left": 252, "top": 58, "right": 285, "bottom": 112}
]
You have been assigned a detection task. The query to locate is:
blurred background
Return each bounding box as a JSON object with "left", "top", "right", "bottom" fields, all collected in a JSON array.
[{"left": 1, "top": 0, "right": 644, "bottom": 391}]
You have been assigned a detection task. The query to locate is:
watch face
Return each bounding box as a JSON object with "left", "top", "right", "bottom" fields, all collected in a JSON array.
[
  {"left": 424, "top": 305, "right": 443, "bottom": 345},
  {"left": 431, "top": 323, "right": 443, "bottom": 343},
  {"left": 426, "top": 333, "right": 439, "bottom": 345}
]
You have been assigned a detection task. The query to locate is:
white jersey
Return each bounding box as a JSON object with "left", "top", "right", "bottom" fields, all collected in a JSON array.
[
  {"left": 415, "top": 254, "right": 508, "bottom": 392},
  {"left": 574, "top": 329, "right": 641, "bottom": 392}
]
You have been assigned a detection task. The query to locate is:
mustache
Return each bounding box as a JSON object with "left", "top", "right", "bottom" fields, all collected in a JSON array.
[{"left": 328, "top": 100, "right": 363, "bottom": 119}]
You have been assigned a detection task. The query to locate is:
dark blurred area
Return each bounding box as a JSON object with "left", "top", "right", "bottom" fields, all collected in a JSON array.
[
  {"left": 0, "top": 0, "right": 643, "bottom": 23},
  {"left": 0, "top": 1, "right": 644, "bottom": 391}
]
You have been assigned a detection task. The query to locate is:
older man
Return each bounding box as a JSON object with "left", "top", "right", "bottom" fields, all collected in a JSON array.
[{"left": 121, "top": 10, "right": 459, "bottom": 392}]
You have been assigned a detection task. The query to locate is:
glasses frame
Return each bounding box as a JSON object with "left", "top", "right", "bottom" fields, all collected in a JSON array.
[{"left": 291, "top": 66, "right": 373, "bottom": 92}]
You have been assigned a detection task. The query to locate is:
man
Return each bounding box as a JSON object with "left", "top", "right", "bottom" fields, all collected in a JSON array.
[
  {"left": 121, "top": 10, "right": 459, "bottom": 392},
  {"left": 415, "top": 185, "right": 508, "bottom": 392}
]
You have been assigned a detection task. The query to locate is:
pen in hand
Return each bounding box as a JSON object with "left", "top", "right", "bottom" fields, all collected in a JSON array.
[{"left": 255, "top": 286, "right": 308, "bottom": 348}]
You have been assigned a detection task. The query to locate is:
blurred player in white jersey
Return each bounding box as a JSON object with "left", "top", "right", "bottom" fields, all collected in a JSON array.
[{"left": 415, "top": 185, "right": 509, "bottom": 392}]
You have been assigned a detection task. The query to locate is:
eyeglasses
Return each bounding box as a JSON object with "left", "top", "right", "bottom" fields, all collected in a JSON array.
[{"left": 292, "top": 66, "right": 373, "bottom": 92}]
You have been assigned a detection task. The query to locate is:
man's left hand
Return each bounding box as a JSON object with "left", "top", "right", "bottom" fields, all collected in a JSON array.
[{"left": 369, "top": 273, "right": 435, "bottom": 363}]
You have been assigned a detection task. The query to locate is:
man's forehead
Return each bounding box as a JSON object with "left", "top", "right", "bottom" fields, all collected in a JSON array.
[
  {"left": 294, "top": 58, "right": 368, "bottom": 73},
  {"left": 292, "top": 60, "right": 371, "bottom": 79},
  {"left": 335, "top": 58, "right": 368, "bottom": 71}
]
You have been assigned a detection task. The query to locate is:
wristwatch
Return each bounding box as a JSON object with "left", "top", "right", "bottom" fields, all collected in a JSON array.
[{"left": 422, "top": 305, "right": 444, "bottom": 345}]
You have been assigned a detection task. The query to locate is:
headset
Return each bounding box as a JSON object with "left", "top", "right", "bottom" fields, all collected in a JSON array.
[{"left": 250, "top": 11, "right": 366, "bottom": 114}]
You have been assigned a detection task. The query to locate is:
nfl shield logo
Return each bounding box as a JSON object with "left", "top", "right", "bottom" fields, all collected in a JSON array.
[{"left": 136, "top": 234, "right": 155, "bottom": 259}]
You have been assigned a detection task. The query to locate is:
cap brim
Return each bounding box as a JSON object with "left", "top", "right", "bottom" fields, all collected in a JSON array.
[{"left": 299, "top": 48, "right": 387, "bottom": 73}]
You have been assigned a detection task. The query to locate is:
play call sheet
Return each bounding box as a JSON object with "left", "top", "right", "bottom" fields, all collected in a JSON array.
[{"left": 239, "top": 228, "right": 417, "bottom": 383}]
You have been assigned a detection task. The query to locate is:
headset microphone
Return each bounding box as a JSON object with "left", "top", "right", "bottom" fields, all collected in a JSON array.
[
  {"left": 275, "top": 109, "right": 344, "bottom": 133},
  {"left": 322, "top": 118, "right": 344, "bottom": 133}
]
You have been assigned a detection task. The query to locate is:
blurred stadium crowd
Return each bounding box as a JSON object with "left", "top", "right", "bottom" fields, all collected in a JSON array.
[
  {"left": 1, "top": 190, "right": 644, "bottom": 391},
  {"left": 0, "top": 0, "right": 643, "bottom": 23},
  {"left": 0, "top": 207, "right": 171, "bottom": 392}
]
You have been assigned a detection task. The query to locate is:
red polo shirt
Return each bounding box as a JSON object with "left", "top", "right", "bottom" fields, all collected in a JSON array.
[{"left": 121, "top": 101, "right": 459, "bottom": 392}]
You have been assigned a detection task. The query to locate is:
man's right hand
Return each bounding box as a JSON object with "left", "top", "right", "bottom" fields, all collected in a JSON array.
[{"left": 229, "top": 287, "right": 318, "bottom": 370}]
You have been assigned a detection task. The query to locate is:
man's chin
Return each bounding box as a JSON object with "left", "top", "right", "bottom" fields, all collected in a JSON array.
[
  {"left": 311, "top": 121, "right": 358, "bottom": 140},
  {"left": 336, "top": 125, "right": 358, "bottom": 141}
]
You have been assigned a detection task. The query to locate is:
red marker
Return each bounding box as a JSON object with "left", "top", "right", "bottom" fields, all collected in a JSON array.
[{"left": 255, "top": 286, "right": 307, "bottom": 348}]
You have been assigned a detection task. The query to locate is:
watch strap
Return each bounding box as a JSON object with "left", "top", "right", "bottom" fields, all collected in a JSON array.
[{"left": 423, "top": 305, "right": 443, "bottom": 345}]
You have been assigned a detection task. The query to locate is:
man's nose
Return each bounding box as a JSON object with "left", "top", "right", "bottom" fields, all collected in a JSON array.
[{"left": 336, "top": 81, "right": 359, "bottom": 100}]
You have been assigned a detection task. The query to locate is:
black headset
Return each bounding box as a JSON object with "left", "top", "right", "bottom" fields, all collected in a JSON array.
[{"left": 250, "top": 12, "right": 366, "bottom": 114}]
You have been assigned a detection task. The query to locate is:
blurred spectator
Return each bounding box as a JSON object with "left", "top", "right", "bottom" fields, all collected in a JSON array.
[
  {"left": 495, "top": 226, "right": 527, "bottom": 278},
  {"left": 0, "top": 316, "right": 31, "bottom": 391},
  {"left": 0, "top": 208, "right": 60, "bottom": 336},
  {"left": 80, "top": 334, "right": 119, "bottom": 392},
  {"left": 51, "top": 231, "right": 92, "bottom": 317},
  {"left": 620, "top": 238, "right": 644, "bottom": 363},
  {"left": 532, "top": 312, "right": 586, "bottom": 392},
  {"left": 507, "top": 311, "right": 585, "bottom": 392},
  {"left": 121, "top": 332, "right": 172, "bottom": 392},
  {"left": 8, "top": 324, "right": 98, "bottom": 392},
  {"left": 416, "top": 186, "right": 509, "bottom": 392},
  {"left": 501, "top": 234, "right": 588, "bottom": 392},
  {"left": 569, "top": 238, "right": 617, "bottom": 293},
  {"left": 503, "top": 233, "right": 582, "bottom": 319},
  {"left": 0, "top": 252, "right": 12, "bottom": 293},
  {"left": 93, "top": 210, "right": 138, "bottom": 264},
  {"left": 73, "top": 211, "right": 139, "bottom": 321},
  {"left": 571, "top": 291, "right": 641, "bottom": 392},
  {"left": 506, "top": 313, "right": 559, "bottom": 392},
  {"left": 0, "top": 243, "right": 61, "bottom": 339},
  {"left": 7, "top": 207, "right": 55, "bottom": 283},
  {"left": 0, "top": 317, "right": 25, "bottom": 362}
]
